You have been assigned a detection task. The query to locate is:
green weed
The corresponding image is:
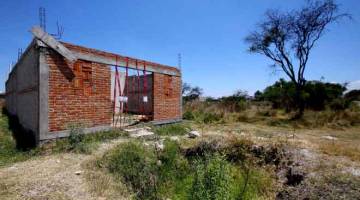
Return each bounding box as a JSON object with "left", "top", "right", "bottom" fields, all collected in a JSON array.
[
  {"left": 104, "top": 139, "right": 276, "bottom": 200},
  {"left": 154, "top": 123, "right": 190, "bottom": 136},
  {"left": 0, "top": 113, "right": 37, "bottom": 167}
]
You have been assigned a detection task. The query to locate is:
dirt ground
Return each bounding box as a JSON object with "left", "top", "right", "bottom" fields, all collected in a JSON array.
[
  {"left": 205, "top": 122, "right": 360, "bottom": 173},
  {"left": 0, "top": 123, "right": 360, "bottom": 199},
  {"left": 0, "top": 138, "right": 127, "bottom": 200}
]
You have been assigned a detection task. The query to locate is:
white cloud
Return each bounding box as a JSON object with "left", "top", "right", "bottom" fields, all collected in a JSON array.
[{"left": 346, "top": 80, "right": 360, "bottom": 91}]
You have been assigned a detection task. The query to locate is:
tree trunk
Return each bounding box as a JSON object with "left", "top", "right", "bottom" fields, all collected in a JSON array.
[{"left": 294, "top": 84, "right": 305, "bottom": 119}]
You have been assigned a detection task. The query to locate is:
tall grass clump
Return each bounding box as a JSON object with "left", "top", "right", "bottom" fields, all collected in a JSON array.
[
  {"left": 106, "top": 140, "right": 190, "bottom": 200},
  {"left": 107, "top": 141, "right": 158, "bottom": 199},
  {"left": 190, "top": 155, "right": 232, "bottom": 200},
  {"left": 154, "top": 123, "right": 190, "bottom": 136}
]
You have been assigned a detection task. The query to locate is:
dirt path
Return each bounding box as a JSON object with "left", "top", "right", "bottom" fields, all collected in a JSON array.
[
  {"left": 0, "top": 138, "right": 127, "bottom": 200},
  {"left": 1, "top": 124, "right": 359, "bottom": 200}
]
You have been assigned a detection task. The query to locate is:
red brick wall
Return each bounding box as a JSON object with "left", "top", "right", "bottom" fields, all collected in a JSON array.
[
  {"left": 153, "top": 73, "right": 181, "bottom": 121},
  {"left": 47, "top": 50, "right": 112, "bottom": 132}
]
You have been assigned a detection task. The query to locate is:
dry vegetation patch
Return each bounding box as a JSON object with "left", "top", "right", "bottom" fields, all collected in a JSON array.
[{"left": 318, "top": 141, "right": 360, "bottom": 162}]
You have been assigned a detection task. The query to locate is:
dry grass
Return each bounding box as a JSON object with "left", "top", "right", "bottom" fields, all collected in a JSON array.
[
  {"left": 83, "top": 157, "right": 131, "bottom": 200},
  {"left": 318, "top": 141, "right": 360, "bottom": 162},
  {"left": 183, "top": 101, "right": 360, "bottom": 129},
  {"left": 0, "top": 153, "right": 91, "bottom": 200}
]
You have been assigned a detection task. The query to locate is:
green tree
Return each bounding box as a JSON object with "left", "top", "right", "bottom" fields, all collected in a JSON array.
[
  {"left": 183, "top": 83, "right": 203, "bottom": 102},
  {"left": 245, "top": 0, "right": 349, "bottom": 117},
  {"left": 260, "top": 79, "right": 346, "bottom": 111}
]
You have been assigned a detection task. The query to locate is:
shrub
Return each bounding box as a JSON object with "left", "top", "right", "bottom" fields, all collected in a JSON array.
[
  {"left": 158, "top": 140, "right": 191, "bottom": 198},
  {"left": 107, "top": 141, "right": 158, "bottom": 200},
  {"left": 154, "top": 123, "right": 189, "bottom": 136},
  {"left": 328, "top": 98, "right": 349, "bottom": 111},
  {"left": 183, "top": 110, "right": 195, "bottom": 120},
  {"left": 223, "top": 138, "right": 253, "bottom": 164},
  {"left": 106, "top": 140, "right": 191, "bottom": 199},
  {"left": 300, "top": 109, "right": 360, "bottom": 128},
  {"left": 236, "top": 113, "right": 252, "bottom": 123},
  {"left": 236, "top": 100, "right": 249, "bottom": 112},
  {"left": 194, "top": 111, "right": 223, "bottom": 124},
  {"left": 105, "top": 139, "right": 277, "bottom": 200},
  {"left": 190, "top": 154, "right": 232, "bottom": 200},
  {"left": 159, "top": 140, "right": 189, "bottom": 180},
  {"left": 68, "top": 124, "right": 85, "bottom": 148},
  {"left": 184, "top": 140, "right": 221, "bottom": 159}
]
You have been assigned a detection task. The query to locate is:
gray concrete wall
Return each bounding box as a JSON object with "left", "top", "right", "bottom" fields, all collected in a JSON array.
[
  {"left": 38, "top": 47, "right": 49, "bottom": 141},
  {"left": 5, "top": 42, "right": 39, "bottom": 138}
]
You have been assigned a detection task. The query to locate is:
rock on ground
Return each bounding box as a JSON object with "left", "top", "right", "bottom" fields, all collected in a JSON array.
[{"left": 188, "top": 131, "right": 201, "bottom": 138}]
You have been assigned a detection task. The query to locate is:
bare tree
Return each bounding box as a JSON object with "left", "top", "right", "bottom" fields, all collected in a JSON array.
[
  {"left": 245, "top": 0, "right": 350, "bottom": 117},
  {"left": 182, "top": 82, "right": 191, "bottom": 95},
  {"left": 182, "top": 82, "right": 203, "bottom": 101}
]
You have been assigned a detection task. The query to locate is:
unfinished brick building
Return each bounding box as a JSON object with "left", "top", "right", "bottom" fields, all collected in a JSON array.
[{"left": 5, "top": 27, "right": 182, "bottom": 143}]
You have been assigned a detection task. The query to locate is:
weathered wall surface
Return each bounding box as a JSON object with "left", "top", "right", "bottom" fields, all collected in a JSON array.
[
  {"left": 153, "top": 73, "right": 181, "bottom": 122},
  {"left": 47, "top": 50, "right": 112, "bottom": 132},
  {"left": 5, "top": 44, "right": 39, "bottom": 134}
]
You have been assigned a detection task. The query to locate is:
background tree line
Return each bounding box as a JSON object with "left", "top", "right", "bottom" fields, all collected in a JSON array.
[
  {"left": 183, "top": 80, "right": 360, "bottom": 113},
  {"left": 254, "top": 78, "right": 358, "bottom": 112}
]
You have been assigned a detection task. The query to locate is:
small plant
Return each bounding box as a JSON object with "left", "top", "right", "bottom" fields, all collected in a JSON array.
[
  {"left": 154, "top": 123, "right": 190, "bottom": 136},
  {"left": 195, "top": 111, "right": 223, "bottom": 124},
  {"left": 190, "top": 154, "right": 232, "bottom": 200},
  {"left": 68, "top": 123, "right": 85, "bottom": 147},
  {"left": 107, "top": 141, "right": 159, "bottom": 200},
  {"left": 159, "top": 140, "right": 189, "bottom": 179},
  {"left": 183, "top": 110, "right": 195, "bottom": 120}
]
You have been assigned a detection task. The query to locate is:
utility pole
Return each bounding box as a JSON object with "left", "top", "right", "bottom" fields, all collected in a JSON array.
[{"left": 178, "top": 53, "right": 182, "bottom": 70}]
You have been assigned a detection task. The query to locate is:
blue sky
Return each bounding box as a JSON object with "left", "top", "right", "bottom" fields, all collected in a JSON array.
[{"left": 0, "top": 0, "right": 359, "bottom": 97}]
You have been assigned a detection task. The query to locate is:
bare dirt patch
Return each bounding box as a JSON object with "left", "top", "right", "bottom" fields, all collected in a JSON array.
[
  {"left": 0, "top": 153, "right": 90, "bottom": 200},
  {"left": 0, "top": 138, "right": 128, "bottom": 200}
]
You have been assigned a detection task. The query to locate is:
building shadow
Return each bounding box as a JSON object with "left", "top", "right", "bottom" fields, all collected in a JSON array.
[{"left": 2, "top": 108, "right": 37, "bottom": 150}]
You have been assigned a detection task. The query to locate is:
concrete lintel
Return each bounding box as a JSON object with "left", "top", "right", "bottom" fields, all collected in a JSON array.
[
  {"left": 31, "top": 26, "right": 77, "bottom": 63},
  {"left": 42, "top": 125, "right": 113, "bottom": 140},
  {"left": 73, "top": 51, "right": 181, "bottom": 77}
]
